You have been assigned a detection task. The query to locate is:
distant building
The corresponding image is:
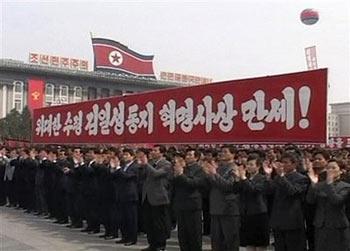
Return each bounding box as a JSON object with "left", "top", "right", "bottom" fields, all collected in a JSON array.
[
  {"left": 0, "top": 59, "right": 180, "bottom": 119},
  {"left": 328, "top": 113, "right": 340, "bottom": 137},
  {"left": 329, "top": 102, "right": 350, "bottom": 137}
]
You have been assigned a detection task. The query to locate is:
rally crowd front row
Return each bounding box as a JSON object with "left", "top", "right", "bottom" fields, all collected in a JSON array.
[{"left": 0, "top": 144, "right": 350, "bottom": 251}]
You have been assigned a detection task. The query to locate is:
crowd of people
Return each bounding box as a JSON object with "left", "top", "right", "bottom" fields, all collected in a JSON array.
[{"left": 0, "top": 144, "right": 350, "bottom": 251}]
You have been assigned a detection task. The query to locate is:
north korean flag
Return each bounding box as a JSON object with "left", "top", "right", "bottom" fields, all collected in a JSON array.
[{"left": 92, "top": 37, "right": 156, "bottom": 79}]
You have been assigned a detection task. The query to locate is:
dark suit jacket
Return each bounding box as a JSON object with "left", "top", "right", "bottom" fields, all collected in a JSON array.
[
  {"left": 44, "top": 160, "right": 58, "bottom": 193},
  {"left": 56, "top": 158, "right": 71, "bottom": 193},
  {"left": 239, "top": 173, "right": 268, "bottom": 215},
  {"left": 35, "top": 159, "right": 50, "bottom": 188},
  {"left": 0, "top": 156, "right": 7, "bottom": 190},
  {"left": 7, "top": 158, "right": 19, "bottom": 181},
  {"left": 98, "top": 165, "right": 115, "bottom": 205},
  {"left": 112, "top": 160, "right": 139, "bottom": 203},
  {"left": 65, "top": 159, "right": 86, "bottom": 194},
  {"left": 82, "top": 162, "right": 101, "bottom": 198},
  {"left": 23, "top": 158, "right": 38, "bottom": 188},
  {"left": 269, "top": 171, "right": 309, "bottom": 230},
  {"left": 173, "top": 162, "right": 207, "bottom": 212},
  {"left": 52, "top": 160, "right": 64, "bottom": 193},
  {"left": 342, "top": 174, "right": 350, "bottom": 221},
  {"left": 142, "top": 158, "right": 173, "bottom": 206},
  {"left": 12, "top": 157, "right": 23, "bottom": 186},
  {"left": 307, "top": 180, "right": 350, "bottom": 228},
  {"left": 208, "top": 164, "right": 240, "bottom": 216}
]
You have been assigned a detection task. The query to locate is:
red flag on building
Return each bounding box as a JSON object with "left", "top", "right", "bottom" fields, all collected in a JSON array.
[
  {"left": 27, "top": 79, "right": 45, "bottom": 112},
  {"left": 92, "top": 37, "right": 155, "bottom": 79}
]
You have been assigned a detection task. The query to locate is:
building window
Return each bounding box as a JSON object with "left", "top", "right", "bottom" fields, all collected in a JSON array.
[
  {"left": 74, "top": 86, "right": 82, "bottom": 103},
  {"left": 14, "top": 100, "right": 22, "bottom": 112},
  {"left": 12, "top": 81, "right": 23, "bottom": 112},
  {"left": 88, "top": 87, "right": 97, "bottom": 100},
  {"left": 45, "top": 83, "right": 54, "bottom": 106},
  {"left": 113, "top": 89, "right": 123, "bottom": 96},
  {"left": 14, "top": 82, "right": 23, "bottom": 93},
  {"left": 59, "top": 85, "right": 69, "bottom": 104},
  {"left": 101, "top": 88, "right": 110, "bottom": 98}
]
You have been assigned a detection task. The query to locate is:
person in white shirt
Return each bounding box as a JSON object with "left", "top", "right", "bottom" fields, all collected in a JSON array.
[
  {"left": 0, "top": 146, "right": 9, "bottom": 206},
  {"left": 4, "top": 148, "right": 17, "bottom": 207}
]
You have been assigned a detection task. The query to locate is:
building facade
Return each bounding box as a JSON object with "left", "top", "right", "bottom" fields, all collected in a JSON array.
[
  {"left": 327, "top": 113, "right": 340, "bottom": 137},
  {"left": 330, "top": 102, "right": 350, "bottom": 137},
  {"left": 0, "top": 59, "right": 179, "bottom": 118}
]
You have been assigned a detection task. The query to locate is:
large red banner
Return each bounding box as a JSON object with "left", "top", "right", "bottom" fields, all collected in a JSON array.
[
  {"left": 28, "top": 78, "right": 45, "bottom": 112},
  {"left": 32, "top": 69, "right": 327, "bottom": 144}
]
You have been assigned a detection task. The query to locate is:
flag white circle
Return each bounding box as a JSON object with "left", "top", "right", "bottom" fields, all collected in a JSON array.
[{"left": 109, "top": 50, "right": 123, "bottom": 66}]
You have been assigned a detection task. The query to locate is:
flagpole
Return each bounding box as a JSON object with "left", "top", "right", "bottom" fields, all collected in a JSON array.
[{"left": 90, "top": 32, "right": 96, "bottom": 71}]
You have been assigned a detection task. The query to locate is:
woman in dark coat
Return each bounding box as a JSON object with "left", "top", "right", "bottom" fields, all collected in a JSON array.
[
  {"left": 239, "top": 153, "right": 270, "bottom": 251},
  {"left": 307, "top": 159, "right": 350, "bottom": 251}
]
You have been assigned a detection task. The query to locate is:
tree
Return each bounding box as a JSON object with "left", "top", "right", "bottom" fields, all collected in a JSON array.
[
  {"left": 19, "top": 106, "right": 32, "bottom": 140},
  {"left": 5, "top": 109, "right": 21, "bottom": 139},
  {"left": 0, "top": 118, "right": 9, "bottom": 140},
  {"left": 0, "top": 107, "right": 32, "bottom": 141}
]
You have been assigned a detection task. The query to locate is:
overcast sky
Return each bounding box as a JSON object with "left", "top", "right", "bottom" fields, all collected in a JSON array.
[{"left": 1, "top": 0, "right": 349, "bottom": 103}]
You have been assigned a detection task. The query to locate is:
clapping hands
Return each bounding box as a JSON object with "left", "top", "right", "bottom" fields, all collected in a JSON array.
[
  {"left": 307, "top": 164, "right": 319, "bottom": 184},
  {"left": 263, "top": 160, "right": 284, "bottom": 177},
  {"left": 174, "top": 158, "right": 185, "bottom": 176}
]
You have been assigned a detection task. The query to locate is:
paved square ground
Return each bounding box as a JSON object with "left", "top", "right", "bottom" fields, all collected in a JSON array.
[{"left": 1, "top": 206, "right": 275, "bottom": 250}]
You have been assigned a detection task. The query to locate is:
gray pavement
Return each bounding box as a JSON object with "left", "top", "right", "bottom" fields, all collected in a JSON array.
[
  {"left": 0, "top": 206, "right": 274, "bottom": 251},
  {"left": 0, "top": 206, "right": 212, "bottom": 251}
]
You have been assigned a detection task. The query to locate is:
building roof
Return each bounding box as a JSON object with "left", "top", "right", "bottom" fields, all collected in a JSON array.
[
  {"left": 0, "top": 59, "right": 182, "bottom": 88},
  {"left": 330, "top": 102, "right": 350, "bottom": 106}
]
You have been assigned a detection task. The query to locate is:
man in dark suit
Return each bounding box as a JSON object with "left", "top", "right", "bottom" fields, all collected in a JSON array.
[
  {"left": 342, "top": 163, "right": 350, "bottom": 222},
  {"left": 112, "top": 148, "right": 139, "bottom": 246},
  {"left": 35, "top": 148, "right": 50, "bottom": 216},
  {"left": 137, "top": 151, "right": 146, "bottom": 235},
  {"left": 23, "top": 148, "right": 38, "bottom": 213},
  {"left": 54, "top": 148, "right": 69, "bottom": 224},
  {"left": 99, "top": 154, "right": 118, "bottom": 239},
  {"left": 45, "top": 148, "right": 58, "bottom": 219},
  {"left": 304, "top": 149, "right": 330, "bottom": 251},
  {"left": 266, "top": 152, "right": 309, "bottom": 251},
  {"left": 63, "top": 147, "right": 85, "bottom": 228},
  {"left": 16, "top": 149, "right": 28, "bottom": 209},
  {"left": 0, "top": 146, "right": 8, "bottom": 206},
  {"left": 140, "top": 145, "right": 173, "bottom": 251},
  {"left": 82, "top": 148, "right": 101, "bottom": 234},
  {"left": 12, "top": 150, "right": 22, "bottom": 208},
  {"left": 4, "top": 148, "right": 18, "bottom": 207},
  {"left": 173, "top": 149, "right": 207, "bottom": 251},
  {"left": 79, "top": 148, "right": 96, "bottom": 233},
  {"left": 203, "top": 146, "right": 241, "bottom": 251}
]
